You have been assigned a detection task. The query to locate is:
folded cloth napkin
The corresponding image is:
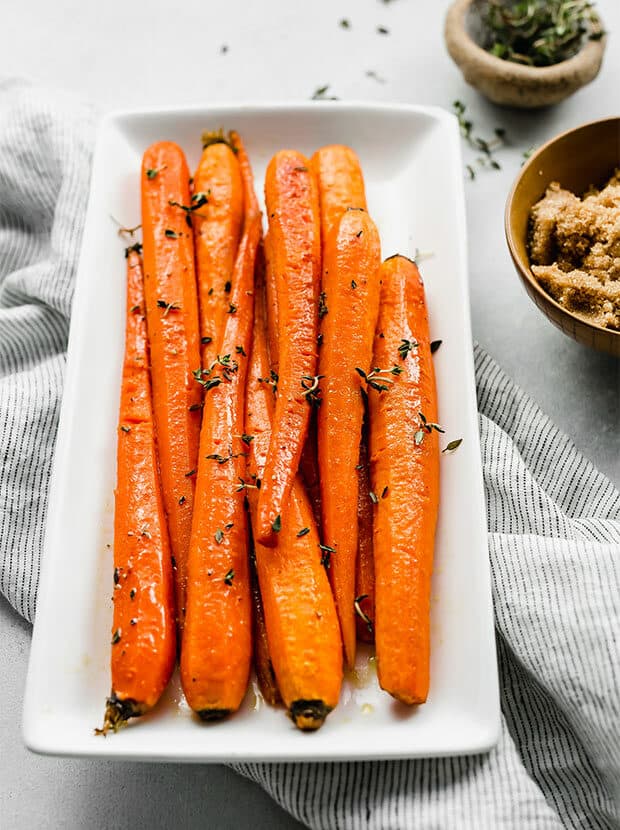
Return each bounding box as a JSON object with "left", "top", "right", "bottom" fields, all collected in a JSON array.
[{"left": 1, "top": 81, "right": 618, "bottom": 829}]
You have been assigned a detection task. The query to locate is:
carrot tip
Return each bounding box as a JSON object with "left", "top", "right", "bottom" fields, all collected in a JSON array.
[
  {"left": 289, "top": 699, "right": 331, "bottom": 732},
  {"left": 197, "top": 708, "right": 231, "bottom": 723},
  {"left": 95, "top": 694, "right": 144, "bottom": 736}
]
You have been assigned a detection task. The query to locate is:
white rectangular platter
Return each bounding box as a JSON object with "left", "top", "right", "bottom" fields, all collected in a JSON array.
[{"left": 23, "top": 103, "right": 499, "bottom": 762}]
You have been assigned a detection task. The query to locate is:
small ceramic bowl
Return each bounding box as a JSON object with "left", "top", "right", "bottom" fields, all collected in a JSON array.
[
  {"left": 505, "top": 117, "right": 620, "bottom": 357},
  {"left": 445, "top": 0, "right": 606, "bottom": 108}
]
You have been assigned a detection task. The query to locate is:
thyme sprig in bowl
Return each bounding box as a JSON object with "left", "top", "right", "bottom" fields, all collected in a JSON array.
[{"left": 445, "top": 0, "right": 606, "bottom": 108}]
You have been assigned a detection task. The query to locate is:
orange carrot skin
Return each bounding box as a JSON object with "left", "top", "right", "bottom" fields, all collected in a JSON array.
[
  {"left": 107, "top": 248, "right": 176, "bottom": 729},
  {"left": 263, "top": 229, "right": 280, "bottom": 375},
  {"left": 246, "top": 279, "right": 342, "bottom": 730},
  {"left": 310, "top": 145, "right": 367, "bottom": 247},
  {"left": 318, "top": 209, "right": 381, "bottom": 668},
  {"left": 231, "top": 131, "right": 260, "bottom": 222},
  {"left": 355, "top": 423, "right": 375, "bottom": 643},
  {"left": 193, "top": 142, "right": 243, "bottom": 365},
  {"left": 250, "top": 550, "right": 282, "bottom": 707},
  {"left": 141, "top": 142, "right": 202, "bottom": 632},
  {"left": 256, "top": 151, "right": 321, "bottom": 545},
  {"left": 368, "top": 256, "right": 439, "bottom": 705},
  {"left": 180, "top": 215, "right": 260, "bottom": 718},
  {"left": 298, "top": 417, "right": 322, "bottom": 529}
]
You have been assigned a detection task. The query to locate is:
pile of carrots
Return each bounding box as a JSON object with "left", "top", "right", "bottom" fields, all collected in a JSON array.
[{"left": 99, "top": 131, "right": 442, "bottom": 735}]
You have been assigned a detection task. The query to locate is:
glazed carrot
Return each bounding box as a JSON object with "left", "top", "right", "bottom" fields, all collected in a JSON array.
[
  {"left": 318, "top": 209, "right": 381, "bottom": 668},
  {"left": 250, "top": 550, "right": 282, "bottom": 707},
  {"left": 263, "top": 229, "right": 280, "bottom": 373},
  {"left": 255, "top": 151, "right": 321, "bottom": 545},
  {"left": 368, "top": 255, "right": 439, "bottom": 705},
  {"left": 180, "top": 212, "right": 260, "bottom": 719},
  {"left": 310, "top": 144, "right": 367, "bottom": 247},
  {"left": 263, "top": 225, "right": 321, "bottom": 528},
  {"left": 98, "top": 246, "right": 176, "bottom": 734},
  {"left": 298, "top": 419, "right": 322, "bottom": 529},
  {"left": 355, "top": 422, "right": 375, "bottom": 643},
  {"left": 246, "top": 277, "right": 342, "bottom": 730},
  {"left": 193, "top": 140, "right": 243, "bottom": 365},
  {"left": 141, "top": 142, "right": 202, "bottom": 632},
  {"left": 230, "top": 130, "right": 260, "bottom": 223}
]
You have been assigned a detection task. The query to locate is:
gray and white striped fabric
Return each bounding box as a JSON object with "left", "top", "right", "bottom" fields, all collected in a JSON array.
[{"left": 1, "top": 81, "right": 618, "bottom": 829}]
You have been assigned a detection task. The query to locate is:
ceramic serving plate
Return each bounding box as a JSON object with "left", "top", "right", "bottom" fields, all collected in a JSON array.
[{"left": 23, "top": 102, "right": 499, "bottom": 762}]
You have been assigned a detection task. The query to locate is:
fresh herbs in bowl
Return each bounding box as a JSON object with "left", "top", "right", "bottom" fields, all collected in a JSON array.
[{"left": 472, "top": 0, "right": 603, "bottom": 67}]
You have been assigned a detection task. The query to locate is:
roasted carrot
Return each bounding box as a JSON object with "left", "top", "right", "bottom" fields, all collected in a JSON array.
[
  {"left": 180, "top": 212, "right": 261, "bottom": 719},
  {"left": 298, "top": 418, "right": 322, "bottom": 529},
  {"left": 193, "top": 140, "right": 243, "bottom": 365},
  {"left": 262, "top": 223, "right": 321, "bottom": 528},
  {"left": 98, "top": 246, "right": 176, "bottom": 735},
  {"left": 310, "top": 144, "right": 367, "bottom": 247},
  {"left": 368, "top": 255, "right": 439, "bottom": 705},
  {"left": 230, "top": 130, "right": 260, "bottom": 223},
  {"left": 246, "top": 276, "right": 342, "bottom": 730},
  {"left": 250, "top": 549, "right": 282, "bottom": 707},
  {"left": 255, "top": 151, "right": 321, "bottom": 545},
  {"left": 318, "top": 208, "right": 381, "bottom": 668},
  {"left": 263, "top": 229, "right": 280, "bottom": 374},
  {"left": 141, "top": 142, "right": 202, "bottom": 632},
  {"left": 355, "top": 422, "right": 375, "bottom": 643}
]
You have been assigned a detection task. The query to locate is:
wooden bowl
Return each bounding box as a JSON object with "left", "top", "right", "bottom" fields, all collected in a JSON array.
[
  {"left": 445, "top": 0, "right": 606, "bottom": 108},
  {"left": 505, "top": 117, "right": 620, "bottom": 357}
]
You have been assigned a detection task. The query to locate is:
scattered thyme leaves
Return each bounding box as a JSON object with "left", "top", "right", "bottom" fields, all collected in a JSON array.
[
  {"left": 215, "top": 529, "right": 224, "bottom": 544},
  {"left": 318, "top": 290, "right": 328, "bottom": 318},
  {"left": 442, "top": 438, "right": 463, "bottom": 454},
  {"left": 430, "top": 339, "right": 443, "bottom": 354},
  {"left": 301, "top": 374, "right": 323, "bottom": 407},
  {"left": 398, "top": 338, "right": 418, "bottom": 359},
  {"left": 224, "top": 568, "right": 235, "bottom": 585},
  {"left": 297, "top": 527, "right": 310, "bottom": 537},
  {"left": 311, "top": 85, "right": 339, "bottom": 101},
  {"left": 473, "top": 0, "right": 603, "bottom": 67}
]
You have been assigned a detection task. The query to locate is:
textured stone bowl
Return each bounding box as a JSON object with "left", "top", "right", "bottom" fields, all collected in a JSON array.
[
  {"left": 445, "top": 0, "right": 606, "bottom": 108},
  {"left": 505, "top": 117, "right": 620, "bottom": 357}
]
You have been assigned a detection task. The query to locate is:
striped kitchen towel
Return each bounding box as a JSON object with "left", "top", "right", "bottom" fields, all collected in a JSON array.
[{"left": 1, "top": 81, "right": 618, "bottom": 829}]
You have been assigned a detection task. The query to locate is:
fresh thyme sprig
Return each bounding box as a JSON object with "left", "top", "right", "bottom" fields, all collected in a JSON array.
[
  {"left": 301, "top": 374, "right": 323, "bottom": 407},
  {"left": 414, "top": 411, "right": 445, "bottom": 446},
  {"left": 355, "top": 365, "right": 403, "bottom": 392},
  {"left": 258, "top": 370, "right": 279, "bottom": 395}
]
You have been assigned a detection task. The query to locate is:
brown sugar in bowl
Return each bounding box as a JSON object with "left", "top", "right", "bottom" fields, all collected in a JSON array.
[{"left": 505, "top": 117, "right": 620, "bottom": 357}]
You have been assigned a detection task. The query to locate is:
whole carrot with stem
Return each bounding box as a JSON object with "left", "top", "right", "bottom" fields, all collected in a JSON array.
[
  {"left": 246, "top": 276, "right": 342, "bottom": 730},
  {"left": 310, "top": 144, "right": 367, "bottom": 247},
  {"left": 98, "top": 246, "right": 176, "bottom": 735},
  {"left": 255, "top": 151, "right": 321, "bottom": 545},
  {"left": 355, "top": 422, "right": 375, "bottom": 643},
  {"left": 318, "top": 208, "right": 381, "bottom": 668},
  {"left": 368, "top": 255, "right": 439, "bottom": 705},
  {"left": 193, "top": 139, "right": 243, "bottom": 365},
  {"left": 180, "top": 212, "right": 261, "bottom": 719},
  {"left": 141, "top": 142, "right": 202, "bottom": 633}
]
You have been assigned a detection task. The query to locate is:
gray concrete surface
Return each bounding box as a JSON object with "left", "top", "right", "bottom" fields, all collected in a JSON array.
[{"left": 1, "top": 1, "right": 618, "bottom": 828}]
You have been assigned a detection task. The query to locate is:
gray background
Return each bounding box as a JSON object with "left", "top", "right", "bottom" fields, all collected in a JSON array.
[{"left": 1, "top": 1, "right": 618, "bottom": 828}]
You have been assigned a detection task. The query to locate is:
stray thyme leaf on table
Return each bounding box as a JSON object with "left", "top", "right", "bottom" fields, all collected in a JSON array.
[
  {"left": 311, "top": 85, "right": 339, "bottom": 101},
  {"left": 453, "top": 100, "right": 507, "bottom": 179}
]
